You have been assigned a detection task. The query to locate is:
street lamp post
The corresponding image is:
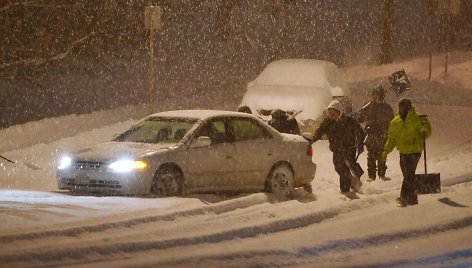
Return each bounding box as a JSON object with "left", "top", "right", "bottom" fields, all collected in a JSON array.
[{"left": 145, "top": 5, "right": 161, "bottom": 102}]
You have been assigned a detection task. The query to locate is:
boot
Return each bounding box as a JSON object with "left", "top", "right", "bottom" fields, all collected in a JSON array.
[{"left": 396, "top": 197, "right": 407, "bottom": 207}]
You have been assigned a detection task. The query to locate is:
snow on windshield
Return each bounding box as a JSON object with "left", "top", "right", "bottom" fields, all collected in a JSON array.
[{"left": 114, "top": 117, "right": 197, "bottom": 144}]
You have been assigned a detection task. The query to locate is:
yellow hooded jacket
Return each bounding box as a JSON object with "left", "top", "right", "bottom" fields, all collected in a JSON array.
[{"left": 384, "top": 106, "right": 432, "bottom": 155}]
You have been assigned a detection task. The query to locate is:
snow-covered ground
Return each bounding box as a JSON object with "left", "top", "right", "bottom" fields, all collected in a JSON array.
[{"left": 1, "top": 53, "right": 472, "bottom": 267}]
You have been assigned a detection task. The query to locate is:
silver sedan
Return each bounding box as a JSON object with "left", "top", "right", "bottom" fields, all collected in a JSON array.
[{"left": 56, "top": 110, "right": 316, "bottom": 197}]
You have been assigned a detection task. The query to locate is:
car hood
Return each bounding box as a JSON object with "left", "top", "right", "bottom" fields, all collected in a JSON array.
[{"left": 73, "top": 141, "right": 176, "bottom": 161}]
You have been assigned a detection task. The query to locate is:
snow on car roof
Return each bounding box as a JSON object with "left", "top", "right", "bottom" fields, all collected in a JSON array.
[
  {"left": 148, "top": 110, "right": 255, "bottom": 120},
  {"left": 254, "top": 59, "right": 338, "bottom": 88}
]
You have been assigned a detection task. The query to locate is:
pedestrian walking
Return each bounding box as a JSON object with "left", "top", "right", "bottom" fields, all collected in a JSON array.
[
  {"left": 382, "top": 98, "right": 432, "bottom": 207},
  {"left": 356, "top": 85, "right": 394, "bottom": 182},
  {"left": 311, "top": 100, "right": 365, "bottom": 195}
]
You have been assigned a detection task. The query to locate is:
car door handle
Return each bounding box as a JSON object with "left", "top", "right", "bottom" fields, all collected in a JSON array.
[
  {"left": 267, "top": 153, "right": 273, "bottom": 156},
  {"left": 226, "top": 156, "right": 232, "bottom": 159}
]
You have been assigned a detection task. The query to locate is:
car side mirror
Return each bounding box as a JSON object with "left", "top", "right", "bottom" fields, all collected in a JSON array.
[{"left": 190, "top": 136, "right": 212, "bottom": 148}]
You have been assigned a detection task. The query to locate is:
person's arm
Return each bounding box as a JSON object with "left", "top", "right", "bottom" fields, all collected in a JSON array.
[
  {"left": 355, "top": 102, "right": 370, "bottom": 123},
  {"left": 419, "top": 115, "right": 432, "bottom": 138},
  {"left": 312, "top": 118, "right": 329, "bottom": 142},
  {"left": 354, "top": 117, "right": 366, "bottom": 146},
  {"left": 383, "top": 121, "right": 397, "bottom": 155}
]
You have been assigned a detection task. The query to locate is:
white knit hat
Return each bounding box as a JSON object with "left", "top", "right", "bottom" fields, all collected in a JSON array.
[{"left": 327, "top": 100, "right": 343, "bottom": 113}]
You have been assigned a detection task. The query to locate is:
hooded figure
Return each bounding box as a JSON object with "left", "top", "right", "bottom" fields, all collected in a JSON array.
[
  {"left": 312, "top": 100, "right": 365, "bottom": 193},
  {"left": 355, "top": 85, "right": 394, "bottom": 181},
  {"left": 236, "top": 105, "right": 252, "bottom": 114},
  {"left": 382, "top": 98, "right": 432, "bottom": 207}
]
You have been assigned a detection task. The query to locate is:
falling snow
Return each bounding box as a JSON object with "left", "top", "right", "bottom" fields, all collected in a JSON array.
[{"left": 1, "top": 1, "right": 472, "bottom": 267}]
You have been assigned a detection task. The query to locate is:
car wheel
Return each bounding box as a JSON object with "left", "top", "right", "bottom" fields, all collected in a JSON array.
[
  {"left": 152, "top": 166, "right": 184, "bottom": 196},
  {"left": 266, "top": 163, "right": 294, "bottom": 199}
]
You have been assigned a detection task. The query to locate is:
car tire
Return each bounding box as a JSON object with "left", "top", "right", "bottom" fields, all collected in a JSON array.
[
  {"left": 266, "top": 163, "right": 294, "bottom": 199},
  {"left": 152, "top": 165, "right": 184, "bottom": 196}
]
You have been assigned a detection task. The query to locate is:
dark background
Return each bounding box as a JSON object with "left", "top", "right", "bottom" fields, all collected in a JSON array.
[{"left": 1, "top": 0, "right": 471, "bottom": 129}]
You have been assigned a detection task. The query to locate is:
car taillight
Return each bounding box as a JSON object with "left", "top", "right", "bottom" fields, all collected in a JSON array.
[{"left": 306, "top": 144, "right": 313, "bottom": 156}]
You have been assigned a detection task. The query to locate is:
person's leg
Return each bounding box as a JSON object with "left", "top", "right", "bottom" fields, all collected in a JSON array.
[
  {"left": 376, "top": 148, "right": 388, "bottom": 179},
  {"left": 399, "top": 153, "right": 421, "bottom": 205},
  {"left": 367, "top": 148, "right": 377, "bottom": 180},
  {"left": 333, "top": 151, "right": 351, "bottom": 193}
]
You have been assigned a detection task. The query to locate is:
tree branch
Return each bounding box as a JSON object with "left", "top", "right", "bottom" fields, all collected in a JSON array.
[
  {"left": 1, "top": 1, "right": 42, "bottom": 13},
  {"left": 0, "top": 31, "right": 94, "bottom": 71}
]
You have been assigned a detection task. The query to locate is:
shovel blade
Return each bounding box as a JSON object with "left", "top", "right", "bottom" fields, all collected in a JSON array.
[
  {"left": 345, "top": 160, "right": 364, "bottom": 179},
  {"left": 416, "top": 173, "right": 441, "bottom": 194}
]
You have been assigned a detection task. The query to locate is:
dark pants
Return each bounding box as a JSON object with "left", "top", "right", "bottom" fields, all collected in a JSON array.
[
  {"left": 333, "top": 149, "right": 356, "bottom": 193},
  {"left": 367, "top": 148, "right": 387, "bottom": 178},
  {"left": 399, "top": 153, "right": 421, "bottom": 204}
]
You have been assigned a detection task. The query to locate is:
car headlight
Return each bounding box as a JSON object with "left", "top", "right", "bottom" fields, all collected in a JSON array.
[
  {"left": 58, "top": 156, "right": 72, "bottom": 170},
  {"left": 108, "top": 159, "right": 148, "bottom": 173}
]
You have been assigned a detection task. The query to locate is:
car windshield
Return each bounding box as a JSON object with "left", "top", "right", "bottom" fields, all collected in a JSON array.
[{"left": 114, "top": 117, "right": 198, "bottom": 144}]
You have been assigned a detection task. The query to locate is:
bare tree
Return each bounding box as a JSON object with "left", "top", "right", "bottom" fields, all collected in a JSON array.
[
  {"left": 380, "top": 0, "right": 394, "bottom": 64},
  {"left": 0, "top": 0, "right": 146, "bottom": 84}
]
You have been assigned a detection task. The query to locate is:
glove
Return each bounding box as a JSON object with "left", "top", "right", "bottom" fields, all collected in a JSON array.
[
  {"left": 381, "top": 151, "right": 388, "bottom": 161},
  {"left": 420, "top": 125, "right": 429, "bottom": 134},
  {"left": 357, "top": 144, "right": 364, "bottom": 155},
  {"left": 302, "top": 135, "right": 314, "bottom": 144}
]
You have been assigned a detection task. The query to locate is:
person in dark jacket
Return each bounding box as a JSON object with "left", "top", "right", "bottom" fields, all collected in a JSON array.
[
  {"left": 267, "top": 109, "right": 301, "bottom": 135},
  {"left": 312, "top": 100, "right": 366, "bottom": 194},
  {"left": 382, "top": 98, "right": 432, "bottom": 207},
  {"left": 236, "top": 105, "right": 252, "bottom": 114},
  {"left": 356, "top": 85, "right": 394, "bottom": 182}
]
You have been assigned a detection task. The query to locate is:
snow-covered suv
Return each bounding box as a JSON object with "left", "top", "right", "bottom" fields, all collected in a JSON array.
[{"left": 240, "top": 59, "right": 351, "bottom": 132}]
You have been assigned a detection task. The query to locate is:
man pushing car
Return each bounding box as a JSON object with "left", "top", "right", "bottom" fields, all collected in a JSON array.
[{"left": 311, "top": 100, "right": 365, "bottom": 196}]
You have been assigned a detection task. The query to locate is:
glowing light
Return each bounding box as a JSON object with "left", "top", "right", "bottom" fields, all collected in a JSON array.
[
  {"left": 58, "top": 156, "right": 72, "bottom": 170},
  {"left": 108, "top": 159, "right": 148, "bottom": 173}
]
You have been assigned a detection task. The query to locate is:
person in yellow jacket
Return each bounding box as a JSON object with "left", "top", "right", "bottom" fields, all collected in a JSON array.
[{"left": 381, "top": 98, "right": 432, "bottom": 207}]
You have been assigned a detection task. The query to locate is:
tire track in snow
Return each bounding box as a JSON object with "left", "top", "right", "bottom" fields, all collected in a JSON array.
[
  {"left": 0, "top": 193, "right": 272, "bottom": 244},
  {"left": 152, "top": 217, "right": 472, "bottom": 268},
  {"left": 358, "top": 248, "right": 472, "bottom": 268},
  {"left": 0, "top": 197, "right": 387, "bottom": 264}
]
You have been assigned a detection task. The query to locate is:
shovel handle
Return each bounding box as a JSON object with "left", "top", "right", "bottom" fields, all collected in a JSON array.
[
  {"left": 0, "top": 155, "right": 16, "bottom": 163},
  {"left": 423, "top": 132, "right": 427, "bottom": 174}
]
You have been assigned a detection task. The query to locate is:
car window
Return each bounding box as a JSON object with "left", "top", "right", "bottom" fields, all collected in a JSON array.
[
  {"left": 114, "top": 117, "right": 197, "bottom": 144},
  {"left": 195, "top": 118, "right": 229, "bottom": 144},
  {"left": 231, "top": 118, "right": 270, "bottom": 141}
]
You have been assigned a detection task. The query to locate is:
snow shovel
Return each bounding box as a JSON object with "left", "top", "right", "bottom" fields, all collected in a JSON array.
[
  {"left": 345, "top": 150, "right": 364, "bottom": 180},
  {"left": 389, "top": 69, "right": 411, "bottom": 97},
  {"left": 345, "top": 151, "right": 364, "bottom": 192},
  {"left": 0, "top": 154, "right": 41, "bottom": 170},
  {"left": 416, "top": 133, "right": 441, "bottom": 194}
]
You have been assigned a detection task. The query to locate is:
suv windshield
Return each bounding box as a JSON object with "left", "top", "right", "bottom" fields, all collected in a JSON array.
[{"left": 114, "top": 117, "right": 198, "bottom": 144}]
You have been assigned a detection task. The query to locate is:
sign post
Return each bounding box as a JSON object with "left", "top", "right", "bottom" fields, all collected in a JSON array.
[{"left": 145, "top": 6, "right": 161, "bottom": 102}]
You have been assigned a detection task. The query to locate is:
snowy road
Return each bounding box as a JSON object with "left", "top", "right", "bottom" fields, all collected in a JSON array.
[
  {"left": 0, "top": 183, "right": 470, "bottom": 267},
  {"left": 2, "top": 57, "right": 472, "bottom": 266}
]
